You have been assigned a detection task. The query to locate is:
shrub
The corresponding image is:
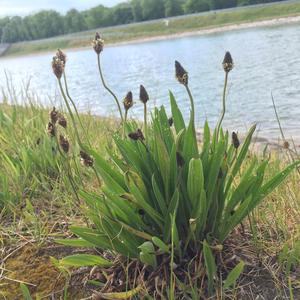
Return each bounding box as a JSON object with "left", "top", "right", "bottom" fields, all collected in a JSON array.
[{"left": 53, "top": 41, "right": 298, "bottom": 294}]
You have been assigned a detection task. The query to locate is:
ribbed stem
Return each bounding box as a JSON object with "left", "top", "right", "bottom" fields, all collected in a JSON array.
[
  {"left": 58, "top": 79, "right": 85, "bottom": 150},
  {"left": 185, "top": 85, "right": 195, "bottom": 122},
  {"left": 63, "top": 72, "right": 92, "bottom": 148},
  {"left": 123, "top": 110, "right": 128, "bottom": 139},
  {"left": 144, "top": 103, "right": 148, "bottom": 142},
  {"left": 216, "top": 72, "right": 229, "bottom": 141},
  {"left": 97, "top": 54, "right": 124, "bottom": 122}
]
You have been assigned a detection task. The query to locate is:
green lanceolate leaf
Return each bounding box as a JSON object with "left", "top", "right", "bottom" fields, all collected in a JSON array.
[
  {"left": 183, "top": 110, "right": 198, "bottom": 161},
  {"left": 169, "top": 90, "right": 185, "bottom": 133},
  {"left": 223, "top": 261, "right": 245, "bottom": 289},
  {"left": 203, "top": 240, "right": 217, "bottom": 296},
  {"left": 94, "top": 285, "right": 142, "bottom": 299},
  {"left": 20, "top": 284, "right": 33, "bottom": 300},
  {"left": 152, "top": 236, "right": 170, "bottom": 253},
  {"left": 187, "top": 158, "right": 204, "bottom": 209},
  {"left": 225, "top": 124, "right": 256, "bottom": 196},
  {"left": 70, "top": 227, "right": 112, "bottom": 249},
  {"left": 152, "top": 174, "right": 168, "bottom": 215},
  {"left": 125, "top": 172, "right": 163, "bottom": 229},
  {"left": 139, "top": 241, "right": 157, "bottom": 268},
  {"left": 55, "top": 239, "right": 95, "bottom": 248},
  {"left": 59, "top": 254, "right": 113, "bottom": 267},
  {"left": 206, "top": 139, "right": 226, "bottom": 207},
  {"left": 89, "top": 149, "right": 127, "bottom": 191},
  {"left": 259, "top": 161, "right": 300, "bottom": 198},
  {"left": 163, "top": 189, "right": 179, "bottom": 242}
]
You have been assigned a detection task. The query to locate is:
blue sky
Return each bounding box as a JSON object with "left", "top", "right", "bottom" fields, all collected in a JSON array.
[{"left": 0, "top": 0, "right": 124, "bottom": 17}]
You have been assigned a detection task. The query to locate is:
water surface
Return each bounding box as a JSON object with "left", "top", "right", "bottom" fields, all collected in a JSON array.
[{"left": 1, "top": 22, "right": 300, "bottom": 140}]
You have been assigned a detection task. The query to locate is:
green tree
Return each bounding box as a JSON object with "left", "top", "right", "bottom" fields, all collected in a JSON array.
[
  {"left": 141, "top": 0, "right": 165, "bottom": 20},
  {"left": 131, "top": 0, "right": 144, "bottom": 21},
  {"left": 1, "top": 16, "right": 29, "bottom": 43},
  {"left": 0, "top": 17, "right": 9, "bottom": 42},
  {"left": 184, "top": 0, "right": 210, "bottom": 13},
  {"left": 112, "top": 3, "right": 134, "bottom": 25},
  {"left": 29, "top": 11, "right": 64, "bottom": 39},
  {"left": 164, "top": 0, "right": 183, "bottom": 17},
  {"left": 64, "top": 9, "right": 87, "bottom": 33},
  {"left": 84, "top": 5, "right": 111, "bottom": 29}
]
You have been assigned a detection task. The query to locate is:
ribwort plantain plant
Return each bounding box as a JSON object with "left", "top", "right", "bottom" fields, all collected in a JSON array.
[{"left": 56, "top": 39, "right": 299, "bottom": 296}]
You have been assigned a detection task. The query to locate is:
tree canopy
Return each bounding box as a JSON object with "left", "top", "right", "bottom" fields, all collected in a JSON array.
[{"left": 0, "top": 0, "right": 287, "bottom": 43}]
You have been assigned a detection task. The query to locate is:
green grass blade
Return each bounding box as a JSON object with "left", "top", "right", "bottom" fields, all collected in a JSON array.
[{"left": 203, "top": 240, "right": 217, "bottom": 295}]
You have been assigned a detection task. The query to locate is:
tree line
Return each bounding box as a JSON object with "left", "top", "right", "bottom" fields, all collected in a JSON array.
[{"left": 0, "top": 0, "right": 286, "bottom": 43}]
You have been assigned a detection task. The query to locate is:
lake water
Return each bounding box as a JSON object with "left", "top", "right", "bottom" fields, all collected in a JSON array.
[{"left": 1, "top": 22, "right": 300, "bottom": 141}]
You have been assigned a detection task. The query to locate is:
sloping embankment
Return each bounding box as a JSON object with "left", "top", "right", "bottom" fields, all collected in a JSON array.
[{"left": 0, "top": 44, "right": 11, "bottom": 57}]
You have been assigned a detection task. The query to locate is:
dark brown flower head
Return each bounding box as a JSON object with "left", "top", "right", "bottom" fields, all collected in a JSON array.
[
  {"left": 123, "top": 91, "right": 133, "bottom": 111},
  {"left": 176, "top": 151, "right": 185, "bottom": 168},
  {"left": 58, "top": 114, "right": 67, "bottom": 128},
  {"left": 168, "top": 117, "right": 173, "bottom": 127},
  {"left": 92, "top": 32, "right": 104, "bottom": 54},
  {"left": 128, "top": 129, "right": 144, "bottom": 141},
  {"left": 52, "top": 56, "right": 64, "bottom": 79},
  {"left": 175, "top": 60, "right": 188, "bottom": 86},
  {"left": 232, "top": 132, "right": 240, "bottom": 149},
  {"left": 80, "top": 150, "right": 94, "bottom": 167},
  {"left": 49, "top": 107, "right": 59, "bottom": 124},
  {"left": 223, "top": 52, "right": 234, "bottom": 73},
  {"left": 218, "top": 168, "right": 223, "bottom": 179},
  {"left": 56, "top": 49, "right": 66, "bottom": 66},
  {"left": 59, "top": 135, "right": 69, "bottom": 153},
  {"left": 139, "top": 85, "right": 149, "bottom": 104},
  {"left": 283, "top": 141, "right": 290, "bottom": 149},
  {"left": 47, "top": 122, "right": 55, "bottom": 137},
  {"left": 138, "top": 209, "right": 145, "bottom": 216}
]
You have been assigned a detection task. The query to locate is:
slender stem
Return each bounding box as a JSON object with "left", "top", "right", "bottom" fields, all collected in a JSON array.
[
  {"left": 58, "top": 79, "right": 85, "bottom": 150},
  {"left": 53, "top": 130, "right": 80, "bottom": 203},
  {"left": 63, "top": 72, "right": 92, "bottom": 148},
  {"left": 185, "top": 85, "right": 195, "bottom": 122},
  {"left": 123, "top": 110, "right": 128, "bottom": 139},
  {"left": 216, "top": 72, "right": 229, "bottom": 141},
  {"left": 271, "top": 92, "right": 299, "bottom": 172},
  {"left": 144, "top": 103, "right": 148, "bottom": 142},
  {"left": 97, "top": 54, "right": 124, "bottom": 122}
]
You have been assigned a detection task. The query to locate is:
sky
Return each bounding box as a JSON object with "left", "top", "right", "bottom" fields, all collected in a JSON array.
[{"left": 0, "top": 0, "right": 124, "bottom": 17}]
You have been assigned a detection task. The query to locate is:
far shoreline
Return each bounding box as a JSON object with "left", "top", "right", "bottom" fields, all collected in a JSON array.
[{"left": 2, "top": 13, "right": 300, "bottom": 59}]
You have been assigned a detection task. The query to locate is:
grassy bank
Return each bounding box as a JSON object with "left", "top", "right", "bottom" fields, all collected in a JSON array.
[{"left": 4, "top": 1, "right": 300, "bottom": 57}]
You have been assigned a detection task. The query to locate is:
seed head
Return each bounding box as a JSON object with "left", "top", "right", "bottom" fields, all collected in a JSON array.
[
  {"left": 139, "top": 85, "right": 149, "bottom": 104},
  {"left": 92, "top": 32, "right": 104, "bottom": 54},
  {"left": 176, "top": 151, "right": 185, "bottom": 168},
  {"left": 175, "top": 61, "right": 188, "bottom": 86},
  {"left": 58, "top": 114, "right": 67, "bottom": 128},
  {"left": 56, "top": 49, "right": 66, "bottom": 66},
  {"left": 50, "top": 107, "right": 59, "bottom": 124},
  {"left": 80, "top": 150, "right": 94, "bottom": 167},
  {"left": 138, "top": 209, "right": 145, "bottom": 216},
  {"left": 52, "top": 56, "right": 64, "bottom": 79},
  {"left": 128, "top": 129, "right": 144, "bottom": 141},
  {"left": 47, "top": 122, "right": 55, "bottom": 137},
  {"left": 283, "top": 141, "right": 290, "bottom": 149},
  {"left": 123, "top": 91, "right": 133, "bottom": 111},
  {"left": 223, "top": 52, "right": 234, "bottom": 73},
  {"left": 59, "top": 135, "right": 69, "bottom": 153},
  {"left": 232, "top": 132, "right": 240, "bottom": 149}
]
